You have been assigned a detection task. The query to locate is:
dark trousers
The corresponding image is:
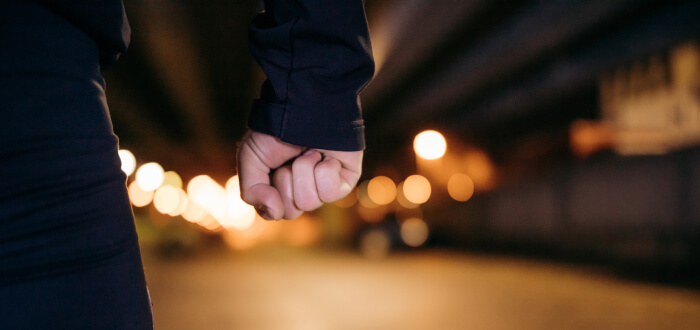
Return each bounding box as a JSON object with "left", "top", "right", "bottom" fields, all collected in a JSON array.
[{"left": 0, "top": 2, "right": 153, "bottom": 328}]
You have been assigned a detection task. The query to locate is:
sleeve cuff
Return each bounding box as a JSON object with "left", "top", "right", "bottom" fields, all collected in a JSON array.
[{"left": 248, "top": 99, "right": 365, "bottom": 151}]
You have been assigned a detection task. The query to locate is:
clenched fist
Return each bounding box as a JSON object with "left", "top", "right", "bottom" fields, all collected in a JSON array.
[{"left": 237, "top": 130, "right": 362, "bottom": 220}]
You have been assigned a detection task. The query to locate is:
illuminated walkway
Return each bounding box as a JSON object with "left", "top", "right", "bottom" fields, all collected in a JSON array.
[{"left": 143, "top": 248, "right": 700, "bottom": 330}]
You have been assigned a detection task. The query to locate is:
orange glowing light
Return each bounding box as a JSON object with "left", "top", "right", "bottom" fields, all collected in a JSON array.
[
  {"left": 153, "top": 185, "right": 181, "bottom": 214},
  {"left": 182, "top": 200, "right": 207, "bottom": 223},
  {"left": 402, "top": 175, "right": 431, "bottom": 204},
  {"left": 360, "top": 229, "right": 391, "bottom": 259},
  {"left": 334, "top": 187, "right": 358, "bottom": 208},
  {"left": 367, "top": 176, "right": 397, "bottom": 205},
  {"left": 447, "top": 173, "right": 475, "bottom": 202},
  {"left": 400, "top": 217, "right": 429, "bottom": 247},
  {"left": 168, "top": 189, "right": 189, "bottom": 217},
  {"left": 414, "top": 130, "right": 447, "bottom": 160},
  {"left": 223, "top": 175, "right": 256, "bottom": 231},
  {"left": 128, "top": 181, "right": 154, "bottom": 207},
  {"left": 357, "top": 180, "right": 379, "bottom": 208},
  {"left": 357, "top": 203, "right": 387, "bottom": 223},
  {"left": 396, "top": 182, "right": 419, "bottom": 209},
  {"left": 162, "top": 171, "right": 183, "bottom": 189}
]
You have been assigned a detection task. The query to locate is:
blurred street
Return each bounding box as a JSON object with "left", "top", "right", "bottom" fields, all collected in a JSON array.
[{"left": 143, "top": 247, "right": 700, "bottom": 330}]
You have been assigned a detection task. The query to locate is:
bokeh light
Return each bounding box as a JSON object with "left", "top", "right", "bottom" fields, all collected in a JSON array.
[
  {"left": 447, "top": 173, "right": 475, "bottom": 202},
  {"left": 162, "top": 171, "right": 183, "bottom": 189},
  {"left": 334, "top": 187, "right": 358, "bottom": 208},
  {"left": 367, "top": 176, "right": 397, "bottom": 205},
  {"left": 403, "top": 174, "right": 431, "bottom": 204},
  {"left": 414, "top": 130, "right": 447, "bottom": 160},
  {"left": 168, "top": 189, "right": 189, "bottom": 217},
  {"left": 360, "top": 229, "right": 391, "bottom": 259},
  {"left": 357, "top": 203, "right": 388, "bottom": 223},
  {"left": 396, "top": 205, "right": 423, "bottom": 223},
  {"left": 118, "top": 149, "right": 136, "bottom": 176},
  {"left": 153, "top": 185, "right": 181, "bottom": 214},
  {"left": 400, "top": 217, "right": 429, "bottom": 247},
  {"left": 187, "top": 175, "right": 228, "bottom": 225},
  {"left": 224, "top": 175, "right": 256, "bottom": 231},
  {"left": 357, "top": 180, "right": 379, "bottom": 208},
  {"left": 135, "top": 162, "right": 165, "bottom": 191},
  {"left": 128, "top": 181, "right": 154, "bottom": 207},
  {"left": 396, "top": 181, "right": 419, "bottom": 209},
  {"left": 182, "top": 200, "right": 207, "bottom": 223}
]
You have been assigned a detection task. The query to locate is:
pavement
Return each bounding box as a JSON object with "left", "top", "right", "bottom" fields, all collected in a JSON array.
[{"left": 142, "top": 247, "right": 700, "bottom": 330}]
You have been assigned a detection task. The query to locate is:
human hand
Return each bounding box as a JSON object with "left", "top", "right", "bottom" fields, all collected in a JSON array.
[{"left": 237, "top": 130, "right": 363, "bottom": 220}]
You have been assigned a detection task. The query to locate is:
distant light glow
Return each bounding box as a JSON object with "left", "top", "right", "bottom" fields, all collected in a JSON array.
[
  {"left": 414, "top": 130, "right": 447, "bottom": 160},
  {"left": 360, "top": 229, "right": 391, "bottom": 259},
  {"left": 403, "top": 175, "right": 431, "bottom": 204},
  {"left": 334, "top": 187, "right": 358, "bottom": 208},
  {"left": 400, "top": 217, "right": 429, "bottom": 247},
  {"left": 118, "top": 149, "right": 136, "bottom": 176},
  {"left": 447, "top": 173, "right": 475, "bottom": 202},
  {"left": 168, "top": 189, "right": 189, "bottom": 217},
  {"left": 128, "top": 181, "right": 154, "bottom": 207},
  {"left": 182, "top": 200, "right": 207, "bottom": 223},
  {"left": 357, "top": 203, "right": 387, "bottom": 223},
  {"left": 367, "top": 176, "right": 396, "bottom": 205},
  {"left": 162, "top": 171, "right": 183, "bottom": 189},
  {"left": 223, "top": 176, "right": 256, "bottom": 231},
  {"left": 153, "top": 185, "right": 180, "bottom": 214},
  {"left": 357, "top": 180, "right": 378, "bottom": 208},
  {"left": 135, "top": 162, "right": 165, "bottom": 191},
  {"left": 395, "top": 182, "right": 419, "bottom": 209}
]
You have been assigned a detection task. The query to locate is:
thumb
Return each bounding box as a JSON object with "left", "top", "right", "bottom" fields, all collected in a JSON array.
[{"left": 237, "top": 139, "right": 284, "bottom": 220}]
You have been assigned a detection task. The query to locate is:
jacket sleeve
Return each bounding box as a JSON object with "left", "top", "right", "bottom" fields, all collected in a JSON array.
[{"left": 247, "top": 0, "right": 375, "bottom": 151}]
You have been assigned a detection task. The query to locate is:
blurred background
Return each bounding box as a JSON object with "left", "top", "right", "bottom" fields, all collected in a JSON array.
[{"left": 106, "top": 0, "right": 700, "bottom": 329}]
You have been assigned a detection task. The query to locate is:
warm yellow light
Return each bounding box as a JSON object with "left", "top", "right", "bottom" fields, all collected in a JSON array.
[
  {"left": 135, "top": 162, "right": 165, "bottom": 191},
  {"left": 128, "top": 181, "right": 154, "bottom": 207},
  {"left": 334, "top": 187, "right": 358, "bottom": 208},
  {"left": 283, "top": 214, "right": 323, "bottom": 247},
  {"left": 182, "top": 200, "right": 207, "bottom": 223},
  {"left": 357, "top": 180, "right": 378, "bottom": 208},
  {"left": 360, "top": 229, "right": 391, "bottom": 259},
  {"left": 395, "top": 182, "right": 419, "bottom": 209},
  {"left": 367, "top": 176, "right": 396, "bottom": 205},
  {"left": 400, "top": 217, "right": 429, "bottom": 247},
  {"left": 223, "top": 176, "right": 256, "bottom": 231},
  {"left": 357, "top": 203, "right": 387, "bottom": 223},
  {"left": 153, "top": 185, "right": 180, "bottom": 214},
  {"left": 162, "top": 171, "right": 183, "bottom": 189},
  {"left": 413, "top": 130, "right": 447, "bottom": 160},
  {"left": 403, "top": 175, "right": 431, "bottom": 204},
  {"left": 396, "top": 206, "right": 423, "bottom": 224},
  {"left": 447, "top": 173, "right": 475, "bottom": 202},
  {"left": 168, "top": 189, "right": 189, "bottom": 217},
  {"left": 199, "top": 215, "right": 222, "bottom": 231},
  {"left": 118, "top": 149, "right": 136, "bottom": 176},
  {"left": 187, "top": 175, "right": 228, "bottom": 224}
]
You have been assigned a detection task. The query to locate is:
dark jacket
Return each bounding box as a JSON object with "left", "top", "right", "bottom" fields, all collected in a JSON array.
[{"left": 25, "top": 0, "right": 375, "bottom": 151}]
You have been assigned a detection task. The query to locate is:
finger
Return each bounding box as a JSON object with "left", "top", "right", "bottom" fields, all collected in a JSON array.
[
  {"left": 291, "top": 150, "right": 324, "bottom": 211},
  {"left": 237, "top": 141, "right": 283, "bottom": 220},
  {"left": 313, "top": 156, "right": 346, "bottom": 203},
  {"left": 316, "top": 151, "right": 363, "bottom": 202},
  {"left": 272, "top": 165, "right": 303, "bottom": 220}
]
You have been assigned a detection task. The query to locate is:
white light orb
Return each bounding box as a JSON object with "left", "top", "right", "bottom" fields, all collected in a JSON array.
[
  {"left": 413, "top": 130, "right": 447, "bottom": 160},
  {"left": 135, "top": 162, "right": 165, "bottom": 192}
]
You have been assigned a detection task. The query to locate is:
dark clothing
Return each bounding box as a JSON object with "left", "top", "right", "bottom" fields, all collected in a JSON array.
[
  {"left": 248, "top": 0, "right": 374, "bottom": 151},
  {"left": 1, "top": 0, "right": 373, "bottom": 328},
  {"left": 1, "top": 1, "right": 152, "bottom": 328}
]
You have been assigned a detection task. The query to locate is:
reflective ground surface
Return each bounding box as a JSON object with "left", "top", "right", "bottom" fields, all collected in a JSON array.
[{"left": 143, "top": 248, "right": 700, "bottom": 329}]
